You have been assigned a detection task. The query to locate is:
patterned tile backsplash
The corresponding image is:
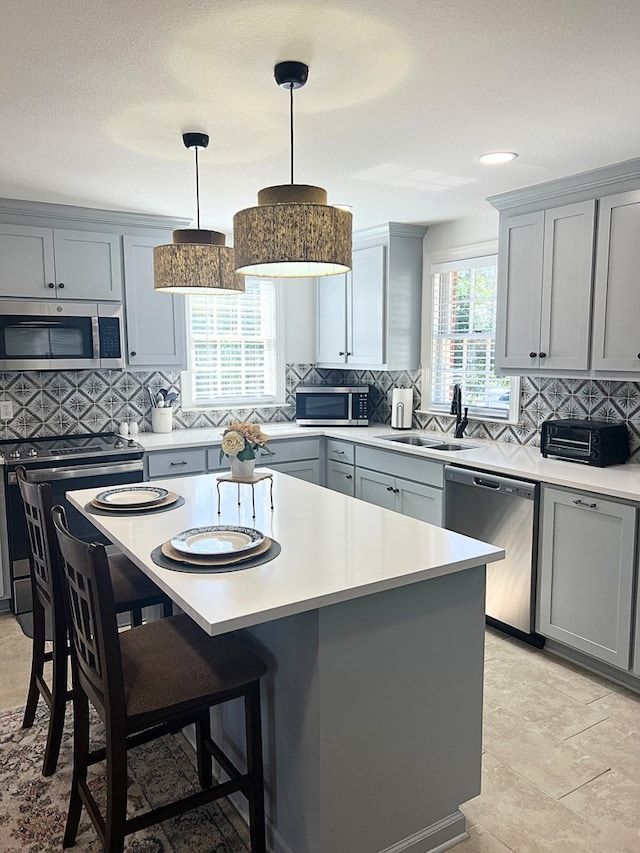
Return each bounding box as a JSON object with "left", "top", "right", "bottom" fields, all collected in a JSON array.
[{"left": 2, "top": 367, "right": 640, "bottom": 461}]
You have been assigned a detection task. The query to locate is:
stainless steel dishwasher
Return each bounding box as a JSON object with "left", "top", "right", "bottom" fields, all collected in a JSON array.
[{"left": 444, "top": 466, "right": 543, "bottom": 645}]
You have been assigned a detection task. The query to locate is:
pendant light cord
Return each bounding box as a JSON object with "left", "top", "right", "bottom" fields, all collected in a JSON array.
[
  {"left": 289, "top": 83, "right": 294, "bottom": 185},
  {"left": 194, "top": 146, "right": 201, "bottom": 229}
]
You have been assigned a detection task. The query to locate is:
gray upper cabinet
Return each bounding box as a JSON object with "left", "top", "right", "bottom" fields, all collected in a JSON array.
[
  {"left": 123, "top": 235, "right": 186, "bottom": 369},
  {"left": 315, "top": 272, "right": 348, "bottom": 365},
  {"left": 591, "top": 190, "right": 640, "bottom": 371},
  {"left": 0, "top": 223, "right": 123, "bottom": 300},
  {"left": 490, "top": 158, "right": 640, "bottom": 377},
  {"left": 315, "top": 223, "right": 426, "bottom": 370},
  {"left": 537, "top": 486, "right": 636, "bottom": 669},
  {"left": 495, "top": 201, "right": 595, "bottom": 373}
]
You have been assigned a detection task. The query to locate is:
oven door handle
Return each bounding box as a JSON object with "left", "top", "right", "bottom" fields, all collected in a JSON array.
[{"left": 8, "top": 460, "right": 144, "bottom": 484}]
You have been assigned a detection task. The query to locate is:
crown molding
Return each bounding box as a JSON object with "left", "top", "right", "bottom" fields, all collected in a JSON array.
[
  {"left": 487, "top": 157, "right": 640, "bottom": 211},
  {"left": 0, "top": 197, "right": 190, "bottom": 230}
]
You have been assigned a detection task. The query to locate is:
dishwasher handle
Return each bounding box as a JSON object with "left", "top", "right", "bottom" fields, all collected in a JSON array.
[{"left": 444, "top": 465, "right": 537, "bottom": 500}]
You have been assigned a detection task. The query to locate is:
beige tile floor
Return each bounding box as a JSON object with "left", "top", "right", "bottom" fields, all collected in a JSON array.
[{"left": 1, "top": 614, "right": 639, "bottom": 852}]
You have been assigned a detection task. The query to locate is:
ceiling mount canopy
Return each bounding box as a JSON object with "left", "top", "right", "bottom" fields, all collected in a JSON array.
[
  {"left": 233, "top": 61, "right": 352, "bottom": 279},
  {"left": 154, "top": 132, "right": 244, "bottom": 294}
]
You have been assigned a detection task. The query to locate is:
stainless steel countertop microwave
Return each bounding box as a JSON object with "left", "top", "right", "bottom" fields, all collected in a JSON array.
[{"left": 0, "top": 299, "right": 124, "bottom": 370}]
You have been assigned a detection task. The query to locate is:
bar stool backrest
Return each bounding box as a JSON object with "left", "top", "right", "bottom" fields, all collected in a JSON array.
[
  {"left": 15, "top": 466, "right": 69, "bottom": 625},
  {"left": 51, "top": 505, "right": 126, "bottom": 723}
]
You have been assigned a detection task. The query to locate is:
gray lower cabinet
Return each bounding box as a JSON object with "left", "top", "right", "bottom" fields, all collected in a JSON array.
[
  {"left": 264, "top": 438, "right": 321, "bottom": 484},
  {"left": 146, "top": 447, "right": 207, "bottom": 479},
  {"left": 354, "top": 445, "right": 444, "bottom": 526},
  {"left": 327, "top": 460, "right": 355, "bottom": 496},
  {"left": 537, "top": 486, "right": 637, "bottom": 669},
  {"left": 325, "top": 439, "right": 355, "bottom": 496}
]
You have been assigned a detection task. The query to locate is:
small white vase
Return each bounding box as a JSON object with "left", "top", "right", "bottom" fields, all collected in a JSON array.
[{"left": 230, "top": 457, "right": 256, "bottom": 479}]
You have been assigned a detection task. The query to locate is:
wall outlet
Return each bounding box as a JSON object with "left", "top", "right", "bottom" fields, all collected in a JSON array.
[{"left": 0, "top": 401, "right": 13, "bottom": 420}]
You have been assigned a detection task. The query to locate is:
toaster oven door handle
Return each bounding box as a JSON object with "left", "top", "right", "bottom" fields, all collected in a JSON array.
[{"left": 9, "top": 460, "right": 143, "bottom": 484}]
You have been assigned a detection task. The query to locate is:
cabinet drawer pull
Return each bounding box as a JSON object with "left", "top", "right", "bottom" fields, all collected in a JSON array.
[
  {"left": 346, "top": 474, "right": 352, "bottom": 480},
  {"left": 386, "top": 485, "right": 394, "bottom": 492},
  {"left": 170, "top": 460, "right": 188, "bottom": 466},
  {"left": 334, "top": 450, "right": 345, "bottom": 456},
  {"left": 573, "top": 499, "right": 597, "bottom": 509}
]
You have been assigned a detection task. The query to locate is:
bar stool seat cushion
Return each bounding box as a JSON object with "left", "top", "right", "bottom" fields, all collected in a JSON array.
[
  {"left": 108, "top": 552, "right": 168, "bottom": 606},
  {"left": 119, "top": 615, "right": 267, "bottom": 727}
]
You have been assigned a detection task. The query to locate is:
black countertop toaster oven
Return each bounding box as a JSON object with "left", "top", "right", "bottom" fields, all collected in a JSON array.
[{"left": 540, "top": 418, "right": 630, "bottom": 467}]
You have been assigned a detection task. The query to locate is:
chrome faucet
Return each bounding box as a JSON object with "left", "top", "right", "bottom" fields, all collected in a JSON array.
[{"left": 450, "top": 383, "right": 469, "bottom": 439}]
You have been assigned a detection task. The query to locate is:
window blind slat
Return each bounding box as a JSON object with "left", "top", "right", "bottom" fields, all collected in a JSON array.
[
  {"left": 187, "top": 279, "right": 278, "bottom": 406},
  {"left": 430, "top": 260, "right": 512, "bottom": 415}
]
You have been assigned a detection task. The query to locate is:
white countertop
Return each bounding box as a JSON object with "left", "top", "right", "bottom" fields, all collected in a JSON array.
[
  {"left": 66, "top": 470, "right": 504, "bottom": 636},
  {"left": 134, "top": 423, "right": 640, "bottom": 503}
]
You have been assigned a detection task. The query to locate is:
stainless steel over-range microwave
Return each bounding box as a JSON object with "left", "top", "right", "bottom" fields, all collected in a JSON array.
[
  {"left": 295, "top": 385, "right": 370, "bottom": 426},
  {"left": 0, "top": 300, "right": 124, "bottom": 370}
]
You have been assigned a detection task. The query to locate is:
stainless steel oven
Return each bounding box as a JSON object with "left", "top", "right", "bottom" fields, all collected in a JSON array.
[{"left": 0, "top": 433, "right": 144, "bottom": 632}]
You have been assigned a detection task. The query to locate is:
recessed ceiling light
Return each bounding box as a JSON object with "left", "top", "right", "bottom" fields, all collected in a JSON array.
[{"left": 477, "top": 151, "right": 519, "bottom": 165}]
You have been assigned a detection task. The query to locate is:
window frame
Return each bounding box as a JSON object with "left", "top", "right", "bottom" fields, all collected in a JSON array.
[
  {"left": 420, "top": 241, "right": 520, "bottom": 423},
  {"left": 180, "top": 277, "right": 287, "bottom": 412}
]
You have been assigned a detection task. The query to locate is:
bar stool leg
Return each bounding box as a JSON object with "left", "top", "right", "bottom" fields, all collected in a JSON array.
[
  {"left": 42, "top": 624, "right": 68, "bottom": 776},
  {"left": 63, "top": 690, "right": 90, "bottom": 848},
  {"left": 195, "top": 710, "right": 213, "bottom": 788},
  {"left": 22, "top": 598, "right": 46, "bottom": 729},
  {"left": 104, "top": 728, "right": 128, "bottom": 853},
  {"left": 245, "top": 681, "right": 266, "bottom": 853}
]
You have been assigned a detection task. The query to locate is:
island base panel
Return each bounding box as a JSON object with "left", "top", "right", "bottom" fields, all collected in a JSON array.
[{"left": 216, "top": 565, "right": 486, "bottom": 853}]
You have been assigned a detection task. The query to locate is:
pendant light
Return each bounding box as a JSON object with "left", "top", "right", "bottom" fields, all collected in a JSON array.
[
  {"left": 154, "top": 132, "right": 244, "bottom": 294},
  {"left": 233, "top": 61, "right": 352, "bottom": 278}
]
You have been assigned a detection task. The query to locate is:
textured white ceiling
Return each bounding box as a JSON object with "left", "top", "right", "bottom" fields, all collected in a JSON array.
[{"left": 1, "top": 0, "right": 639, "bottom": 232}]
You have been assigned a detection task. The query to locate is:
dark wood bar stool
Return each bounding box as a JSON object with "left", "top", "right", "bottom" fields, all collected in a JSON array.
[
  {"left": 52, "top": 505, "right": 267, "bottom": 853},
  {"left": 16, "top": 466, "right": 173, "bottom": 777}
]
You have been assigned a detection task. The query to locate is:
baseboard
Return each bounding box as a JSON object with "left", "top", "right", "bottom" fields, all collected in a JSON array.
[{"left": 378, "top": 811, "right": 468, "bottom": 853}]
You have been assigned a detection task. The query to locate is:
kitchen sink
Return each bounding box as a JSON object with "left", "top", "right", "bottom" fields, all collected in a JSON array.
[
  {"left": 375, "top": 434, "right": 476, "bottom": 451},
  {"left": 375, "top": 434, "right": 443, "bottom": 447}
]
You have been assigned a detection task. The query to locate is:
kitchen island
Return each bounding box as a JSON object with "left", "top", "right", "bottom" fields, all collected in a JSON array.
[{"left": 67, "top": 470, "right": 503, "bottom": 853}]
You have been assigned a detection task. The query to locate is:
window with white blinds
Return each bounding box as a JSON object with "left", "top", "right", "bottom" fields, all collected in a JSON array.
[
  {"left": 428, "top": 255, "right": 518, "bottom": 419},
  {"left": 183, "top": 278, "right": 283, "bottom": 408}
]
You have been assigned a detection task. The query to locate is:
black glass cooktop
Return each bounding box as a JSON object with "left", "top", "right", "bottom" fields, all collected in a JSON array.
[{"left": 0, "top": 432, "right": 143, "bottom": 464}]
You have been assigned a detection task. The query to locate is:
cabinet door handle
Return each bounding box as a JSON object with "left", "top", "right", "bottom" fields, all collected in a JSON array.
[
  {"left": 346, "top": 474, "right": 352, "bottom": 480},
  {"left": 130, "top": 351, "right": 137, "bottom": 357},
  {"left": 573, "top": 499, "right": 597, "bottom": 509},
  {"left": 386, "top": 485, "right": 394, "bottom": 492},
  {"left": 58, "top": 282, "right": 65, "bottom": 289},
  {"left": 335, "top": 450, "right": 345, "bottom": 456},
  {"left": 529, "top": 351, "right": 537, "bottom": 358},
  {"left": 347, "top": 351, "right": 352, "bottom": 356},
  {"left": 48, "top": 282, "right": 55, "bottom": 289},
  {"left": 170, "top": 460, "right": 188, "bottom": 466},
  {"left": 393, "top": 488, "right": 400, "bottom": 494},
  {"left": 539, "top": 351, "right": 546, "bottom": 358},
  {"left": 636, "top": 353, "right": 640, "bottom": 359}
]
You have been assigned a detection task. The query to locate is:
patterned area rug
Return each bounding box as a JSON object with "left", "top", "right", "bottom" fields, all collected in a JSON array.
[{"left": 0, "top": 705, "right": 250, "bottom": 852}]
